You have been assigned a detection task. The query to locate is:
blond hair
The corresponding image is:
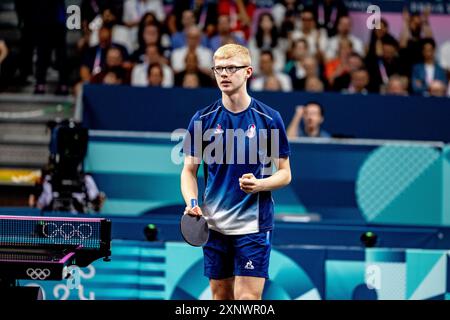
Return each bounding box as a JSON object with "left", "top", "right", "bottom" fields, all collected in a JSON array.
[{"left": 214, "top": 44, "right": 251, "bottom": 66}]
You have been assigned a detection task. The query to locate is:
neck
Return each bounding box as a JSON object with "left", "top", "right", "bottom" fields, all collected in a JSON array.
[
  {"left": 222, "top": 91, "right": 251, "bottom": 113},
  {"left": 425, "top": 58, "right": 434, "bottom": 64}
]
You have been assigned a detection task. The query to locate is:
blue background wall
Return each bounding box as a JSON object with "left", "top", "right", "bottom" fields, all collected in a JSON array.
[
  {"left": 82, "top": 85, "right": 450, "bottom": 142},
  {"left": 85, "top": 133, "right": 450, "bottom": 227}
]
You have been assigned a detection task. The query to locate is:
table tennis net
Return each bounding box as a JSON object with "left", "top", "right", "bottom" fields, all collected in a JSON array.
[{"left": 0, "top": 216, "right": 102, "bottom": 250}]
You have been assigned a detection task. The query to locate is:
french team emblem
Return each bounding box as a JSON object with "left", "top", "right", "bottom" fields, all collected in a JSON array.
[
  {"left": 214, "top": 124, "right": 224, "bottom": 134},
  {"left": 246, "top": 124, "right": 256, "bottom": 138}
]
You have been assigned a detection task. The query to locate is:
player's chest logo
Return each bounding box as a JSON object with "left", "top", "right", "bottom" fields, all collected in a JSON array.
[
  {"left": 214, "top": 123, "right": 224, "bottom": 134},
  {"left": 246, "top": 124, "right": 256, "bottom": 138}
]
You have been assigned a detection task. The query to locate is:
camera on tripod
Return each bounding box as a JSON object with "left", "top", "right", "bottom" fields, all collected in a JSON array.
[{"left": 33, "top": 119, "right": 105, "bottom": 214}]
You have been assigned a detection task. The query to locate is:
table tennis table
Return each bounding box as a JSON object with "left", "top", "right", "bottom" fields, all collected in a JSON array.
[{"left": 0, "top": 215, "right": 111, "bottom": 299}]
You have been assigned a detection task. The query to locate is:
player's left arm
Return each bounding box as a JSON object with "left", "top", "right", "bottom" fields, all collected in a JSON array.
[{"left": 240, "top": 157, "right": 291, "bottom": 193}]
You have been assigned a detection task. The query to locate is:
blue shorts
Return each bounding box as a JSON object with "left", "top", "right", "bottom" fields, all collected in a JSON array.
[{"left": 203, "top": 229, "right": 272, "bottom": 280}]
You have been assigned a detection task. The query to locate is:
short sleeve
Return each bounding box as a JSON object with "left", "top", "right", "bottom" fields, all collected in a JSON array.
[
  {"left": 182, "top": 111, "right": 202, "bottom": 158},
  {"left": 272, "top": 111, "right": 291, "bottom": 158}
]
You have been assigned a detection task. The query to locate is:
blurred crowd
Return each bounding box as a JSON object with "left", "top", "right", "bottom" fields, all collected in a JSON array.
[{"left": 1, "top": 0, "right": 450, "bottom": 98}]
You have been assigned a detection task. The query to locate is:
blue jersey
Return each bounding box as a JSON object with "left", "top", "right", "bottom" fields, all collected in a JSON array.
[{"left": 184, "top": 97, "right": 290, "bottom": 235}]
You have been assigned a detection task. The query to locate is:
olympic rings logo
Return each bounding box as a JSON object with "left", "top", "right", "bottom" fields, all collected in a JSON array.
[
  {"left": 42, "top": 223, "right": 93, "bottom": 240},
  {"left": 26, "top": 268, "right": 51, "bottom": 280}
]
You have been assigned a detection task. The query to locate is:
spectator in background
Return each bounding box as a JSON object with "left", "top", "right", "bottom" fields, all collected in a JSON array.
[
  {"left": 131, "top": 44, "right": 173, "bottom": 87},
  {"left": 325, "top": 15, "right": 364, "bottom": 60},
  {"left": 90, "top": 46, "right": 130, "bottom": 84},
  {"left": 287, "top": 102, "right": 331, "bottom": 138},
  {"left": 384, "top": 75, "right": 409, "bottom": 96},
  {"left": 344, "top": 68, "right": 369, "bottom": 94},
  {"left": 171, "top": 10, "right": 209, "bottom": 50},
  {"left": 278, "top": 5, "right": 299, "bottom": 40},
  {"left": 305, "top": 76, "right": 325, "bottom": 92},
  {"left": 324, "top": 37, "right": 353, "bottom": 87},
  {"left": 366, "top": 37, "right": 403, "bottom": 93},
  {"left": 312, "top": 0, "right": 348, "bottom": 37},
  {"left": 285, "top": 40, "right": 327, "bottom": 91},
  {"left": 103, "top": 66, "right": 127, "bottom": 85},
  {"left": 147, "top": 62, "right": 164, "bottom": 87},
  {"left": 209, "top": 15, "right": 246, "bottom": 53},
  {"left": 217, "top": 0, "right": 257, "bottom": 41},
  {"left": 27, "top": 0, "right": 69, "bottom": 94},
  {"left": 399, "top": 7, "right": 434, "bottom": 76},
  {"left": 171, "top": 26, "right": 213, "bottom": 73},
  {"left": 248, "top": 12, "right": 286, "bottom": 74},
  {"left": 80, "top": 0, "right": 111, "bottom": 26},
  {"left": 174, "top": 51, "right": 213, "bottom": 88},
  {"left": 250, "top": 50, "right": 292, "bottom": 92},
  {"left": 0, "top": 39, "right": 8, "bottom": 65},
  {"left": 131, "top": 22, "right": 164, "bottom": 62},
  {"left": 80, "top": 26, "right": 129, "bottom": 82},
  {"left": 170, "top": 0, "right": 218, "bottom": 38},
  {"left": 272, "top": 0, "right": 302, "bottom": 29},
  {"left": 303, "top": 56, "right": 325, "bottom": 90},
  {"left": 412, "top": 38, "right": 447, "bottom": 95},
  {"left": 88, "top": 7, "right": 135, "bottom": 55},
  {"left": 332, "top": 52, "right": 364, "bottom": 91},
  {"left": 192, "top": 0, "right": 219, "bottom": 38},
  {"left": 0, "top": 40, "right": 16, "bottom": 91},
  {"left": 366, "top": 18, "right": 398, "bottom": 62},
  {"left": 263, "top": 75, "right": 283, "bottom": 91},
  {"left": 123, "top": 0, "right": 165, "bottom": 28},
  {"left": 182, "top": 73, "right": 201, "bottom": 89},
  {"left": 15, "top": 0, "right": 34, "bottom": 84},
  {"left": 137, "top": 12, "right": 172, "bottom": 57},
  {"left": 291, "top": 8, "right": 328, "bottom": 58},
  {"left": 285, "top": 39, "right": 309, "bottom": 89},
  {"left": 438, "top": 39, "right": 450, "bottom": 79},
  {"left": 428, "top": 80, "right": 447, "bottom": 97}
]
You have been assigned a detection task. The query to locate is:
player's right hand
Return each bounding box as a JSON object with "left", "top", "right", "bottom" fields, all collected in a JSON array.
[{"left": 184, "top": 205, "right": 203, "bottom": 216}]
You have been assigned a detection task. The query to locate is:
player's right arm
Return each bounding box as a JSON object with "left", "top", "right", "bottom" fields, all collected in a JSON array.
[{"left": 181, "top": 155, "right": 203, "bottom": 216}]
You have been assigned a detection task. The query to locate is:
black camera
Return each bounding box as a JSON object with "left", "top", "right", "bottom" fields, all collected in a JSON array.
[{"left": 38, "top": 119, "right": 101, "bottom": 214}]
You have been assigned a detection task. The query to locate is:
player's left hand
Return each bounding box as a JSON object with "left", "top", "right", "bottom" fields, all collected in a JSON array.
[{"left": 239, "top": 173, "right": 264, "bottom": 194}]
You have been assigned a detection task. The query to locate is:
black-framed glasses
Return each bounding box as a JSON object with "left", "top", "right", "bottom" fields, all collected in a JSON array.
[{"left": 212, "top": 65, "right": 249, "bottom": 75}]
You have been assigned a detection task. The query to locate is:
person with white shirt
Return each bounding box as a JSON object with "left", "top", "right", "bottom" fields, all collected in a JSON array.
[
  {"left": 272, "top": 0, "right": 302, "bottom": 29},
  {"left": 89, "top": 7, "right": 135, "bottom": 55},
  {"left": 250, "top": 50, "right": 292, "bottom": 92},
  {"left": 123, "top": 0, "right": 165, "bottom": 27},
  {"left": 291, "top": 8, "right": 328, "bottom": 58},
  {"left": 171, "top": 26, "right": 213, "bottom": 73},
  {"left": 248, "top": 12, "right": 287, "bottom": 74},
  {"left": 131, "top": 44, "right": 174, "bottom": 87},
  {"left": 325, "top": 15, "right": 364, "bottom": 60},
  {"left": 438, "top": 40, "right": 450, "bottom": 76}
]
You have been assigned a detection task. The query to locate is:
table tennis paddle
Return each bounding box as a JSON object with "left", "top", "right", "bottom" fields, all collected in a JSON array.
[{"left": 180, "top": 199, "right": 209, "bottom": 247}]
